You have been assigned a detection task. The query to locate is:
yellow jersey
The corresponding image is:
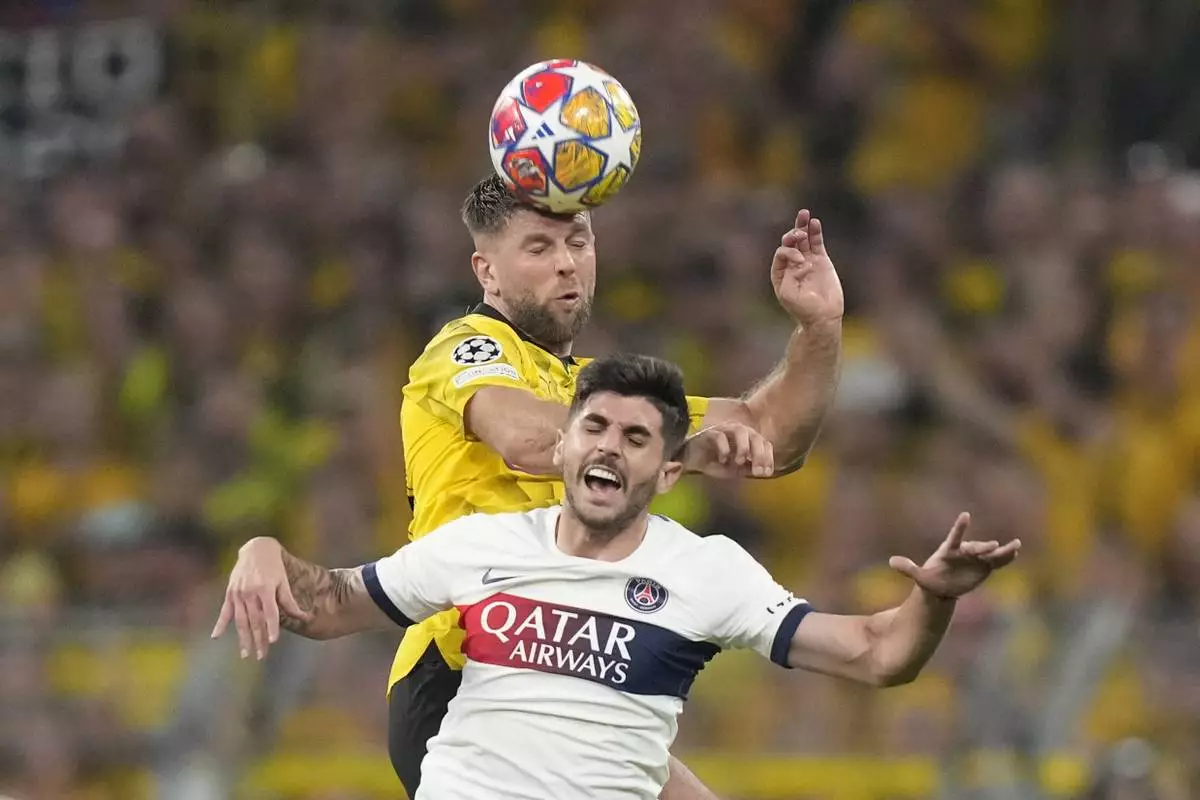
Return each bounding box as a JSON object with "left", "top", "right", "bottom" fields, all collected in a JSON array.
[{"left": 389, "top": 303, "right": 710, "bottom": 689}]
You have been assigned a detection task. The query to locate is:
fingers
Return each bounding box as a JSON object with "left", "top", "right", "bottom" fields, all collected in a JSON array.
[
  {"left": 263, "top": 587, "right": 280, "bottom": 646},
  {"left": 748, "top": 434, "right": 773, "bottom": 477},
  {"left": 731, "top": 425, "right": 753, "bottom": 468},
  {"left": 212, "top": 596, "right": 234, "bottom": 639},
  {"left": 982, "top": 538, "right": 1021, "bottom": 569},
  {"left": 888, "top": 556, "right": 921, "bottom": 581},
  {"left": 942, "top": 512, "right": 970, "bottom": 553},
  {"left": 230, "top": 582, "right": 275, "bottom": 660},
  {"left": 959, "top": 540, "right": 999, "bottom": 557},
  {"left": 714, "top": 430, "right": 731, "bottom": 466},
  {"left": 796, "top": 216, "right": 812, "bottom": 255},
  {"left": 773, "top": 244, "right": 803, "bottom": 270},
  {"left": 247, "top": 593, "right": 270, "bottom": 660},
  {"left": 780, "top": 210, "right": 821, "bottom": 256},
  {"left": 809, "top": 216, "right": 825, "bottom": 255},
  {"left": 232, "top": 594, "right": 253, "bottom": 659}
]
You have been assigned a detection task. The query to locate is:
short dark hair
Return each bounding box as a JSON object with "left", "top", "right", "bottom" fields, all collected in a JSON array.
[
  {"left": 460, "top": 174, "right": 589, "bottom": 237},
  {"left": 461, "top": 175, "right": 526, "bottom": 236},
  {"left": 570, "top": 354, "right": 690, "bottom": 458}
]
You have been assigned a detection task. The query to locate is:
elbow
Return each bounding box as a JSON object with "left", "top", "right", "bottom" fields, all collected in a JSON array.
[
  {"left": 305, "top": 627, "right": 338, "bottom": 642},
  {"left": 873, "top": 668, "right": 919, "bottom": 688},
  {"left": 869, "top": 659, "right": 923, "bottom": 688},
  {"left": 475, "top": 427, "right": 532, "bottom": 473},
  {"left": 770, "top": 450, "right": 808, "bottom": 477},
  {"left": 496, "top": 440, "right": 545, "bottom": 475}
]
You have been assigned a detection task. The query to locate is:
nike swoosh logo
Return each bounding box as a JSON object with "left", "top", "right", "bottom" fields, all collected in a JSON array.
[{"left": 482, "top": 568, "right": 519, "bottom": 585}]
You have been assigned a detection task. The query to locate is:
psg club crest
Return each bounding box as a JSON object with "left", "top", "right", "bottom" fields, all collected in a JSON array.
[{"left": 624, "top": 577, "right": 668, "bottom": 614}]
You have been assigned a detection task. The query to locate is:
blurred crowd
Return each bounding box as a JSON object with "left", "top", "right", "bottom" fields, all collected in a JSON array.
[{"left": 2, "top": 1, "right": 1199, "bottom": 798}]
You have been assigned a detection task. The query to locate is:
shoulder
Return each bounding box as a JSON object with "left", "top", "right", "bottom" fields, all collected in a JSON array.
[
  {"left": 428, "top": 507, "right": 550, "bottom": 548},
  {"left": 423, "top": 313, "right": 524, "bottom": 357},
  {"left": 409, "top": 315, "right": 527, "bottom": 382},
  {"left": 651, "top": 518, "right": 761, "bottom": 576}
]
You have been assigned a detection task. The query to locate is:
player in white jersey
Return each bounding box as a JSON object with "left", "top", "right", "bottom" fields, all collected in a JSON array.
[{"left": 214, "top": 353, "right": 1021, "bottom": 800}]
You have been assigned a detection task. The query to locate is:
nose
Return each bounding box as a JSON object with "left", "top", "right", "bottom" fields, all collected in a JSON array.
[
  {"left": 554, "top": 244, "right": 577, "bottom": 277},
  {"left": 595, "top": 427, "right": 622, "bottom": 457}
]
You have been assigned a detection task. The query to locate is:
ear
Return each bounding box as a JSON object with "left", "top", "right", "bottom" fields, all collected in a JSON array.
[
  {"left": 655, "top": 458, "right": 684, "bottom": 496},
  {"left": 552, "top": 430, "right": 565, "bottom": 471},
  {"left": 471, "top": 251, "right": 500, "bottom": 297}
]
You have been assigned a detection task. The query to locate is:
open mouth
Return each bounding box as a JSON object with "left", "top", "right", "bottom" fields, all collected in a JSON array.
[
  {"left": 557, "top": 291, "right": 580, "bottom": 302},
  {"left": 583, "top": 465, "right": 623, "bottom": 495}
]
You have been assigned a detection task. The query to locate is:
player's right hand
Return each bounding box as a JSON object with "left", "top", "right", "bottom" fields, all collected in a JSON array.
[
  {"left": 211, "top": 536, "right": 310, "bottom": 660},
  {"left": 681, "top": 422, "right": 775, "bottom": 479}
]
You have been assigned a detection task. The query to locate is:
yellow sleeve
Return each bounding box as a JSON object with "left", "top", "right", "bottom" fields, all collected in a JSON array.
[
  {"left": 404, "top": 322, "right": 534, "bottom": 437},
  {"left": 685, "top": 395, "right": 710, "bottom": 434}
]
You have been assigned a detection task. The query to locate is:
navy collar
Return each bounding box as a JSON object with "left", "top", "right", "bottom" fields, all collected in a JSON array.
[{"left": 468, "top": 303, "right": 577, "bottom": 366}]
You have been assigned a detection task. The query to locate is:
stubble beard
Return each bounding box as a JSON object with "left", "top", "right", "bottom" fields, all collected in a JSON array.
[
  {"left": 563, "top": 473, "right": 658, "bottom": 541},
  {"left": 506, "top": 292, "right": 593, "bottom": 351}
]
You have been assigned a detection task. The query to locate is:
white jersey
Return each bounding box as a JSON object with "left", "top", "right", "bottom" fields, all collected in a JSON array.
[{"left": 364, "top": 506, "right": 810, "bottom": 800}]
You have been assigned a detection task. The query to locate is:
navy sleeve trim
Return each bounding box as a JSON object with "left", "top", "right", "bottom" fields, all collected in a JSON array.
[
  {"left": 770, "top": 603, "right": 813, "bottom": 668},
  {"left": 362, "top": 562, "right": 415, "bottom": 628}
]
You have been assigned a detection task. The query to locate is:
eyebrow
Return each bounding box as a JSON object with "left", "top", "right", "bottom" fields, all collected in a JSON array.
[
  {"left": 518, "top": 232, "right": 554, "bottom": 248},
  {"left": 582, "top": 413, "right": 652, "bottom": 438}
]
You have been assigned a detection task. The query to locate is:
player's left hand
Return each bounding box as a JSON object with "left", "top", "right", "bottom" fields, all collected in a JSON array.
[
  {"left": 680, "top": 422, "right": 775, "bottom": 479},
  {"left": 771, "top": 210, "right": 845, "bottom": 326},
  {"left": 888, "top": 513, "right": 1021, "bottom": 599}
]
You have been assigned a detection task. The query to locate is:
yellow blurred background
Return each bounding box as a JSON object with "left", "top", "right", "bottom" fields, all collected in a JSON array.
[{"left": 2, "top": 1, "right": 1199, "bottom": 798}]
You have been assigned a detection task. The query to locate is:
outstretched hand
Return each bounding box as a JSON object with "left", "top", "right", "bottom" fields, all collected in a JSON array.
[
  {"left": 889, "top": 513, "right": 1021, "bottom": 599},
  {"left": 771, "top": 209, "right": 845, "bottom": 326}
]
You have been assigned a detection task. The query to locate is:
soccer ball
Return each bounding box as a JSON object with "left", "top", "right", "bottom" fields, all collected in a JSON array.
[{"left": 488, "top": 59, "right": 642, "bottom": 214}]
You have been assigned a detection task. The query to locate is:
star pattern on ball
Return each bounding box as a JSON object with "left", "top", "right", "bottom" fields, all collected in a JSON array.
[
  {"left": 509, "top": 98, "right": 569, "bottom": 169},
  {"left": 555, "top": 62, "right": 639, "bottom": 175}
]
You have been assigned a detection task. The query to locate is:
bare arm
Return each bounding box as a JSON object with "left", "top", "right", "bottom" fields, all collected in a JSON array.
[
  {"left": 786, "top": 587, "right": 956, "bottom": 687},
  {"left": 704, "top": 317, "right": 842, "bottom": 475},
  {"left": 277, "top": 546, "right": 394, "bottom": 640},
  {"left": 212, "top": 537, "right": 396, "bottom": 658},
  {"left": 786, "top": 512, "right": 1019, "bottom": 687},
  {"left": 702, "top": 211, "right": 845, "bottom": 475},
  {"left": 464, "top": 385, "right": 567, "bottom": 475}
]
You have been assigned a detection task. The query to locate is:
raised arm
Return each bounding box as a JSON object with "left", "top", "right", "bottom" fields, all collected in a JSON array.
[
  {"left": 787, "top": 513, "right": 1020, "bottom": 686},
  {"left": 211, "top": 537, "right": 397, "bottom": 660},
  {"left": 701, "top": 210, "right": 844, "bottom": 475}
]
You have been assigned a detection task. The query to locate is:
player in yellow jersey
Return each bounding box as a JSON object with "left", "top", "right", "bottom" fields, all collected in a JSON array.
[
  {"left": 223, "top": 174, "right": 844, "bottom": 799},
  {"left": 391, "top": 175, "right": 844, "bottom": 799}
]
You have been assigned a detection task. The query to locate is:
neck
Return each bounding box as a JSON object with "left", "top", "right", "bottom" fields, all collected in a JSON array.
[
  {"left": 555, "top": 506, "right": 649, "bottom": 562},
  {"left": 481, "top": 298, "right": 574, "bottom": 357}
]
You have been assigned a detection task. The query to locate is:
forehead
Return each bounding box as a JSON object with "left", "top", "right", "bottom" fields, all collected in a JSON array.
[
  {"left": 573, "top": 392, "right": 663, "bottom": 434},
  {"left": 501, "top": 208, "right": 592, "bottom": 240}
]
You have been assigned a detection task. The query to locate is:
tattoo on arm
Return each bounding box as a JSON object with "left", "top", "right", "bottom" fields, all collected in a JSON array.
[{"left": 279, "top": 550, "right": 364, "bottom": 638}]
